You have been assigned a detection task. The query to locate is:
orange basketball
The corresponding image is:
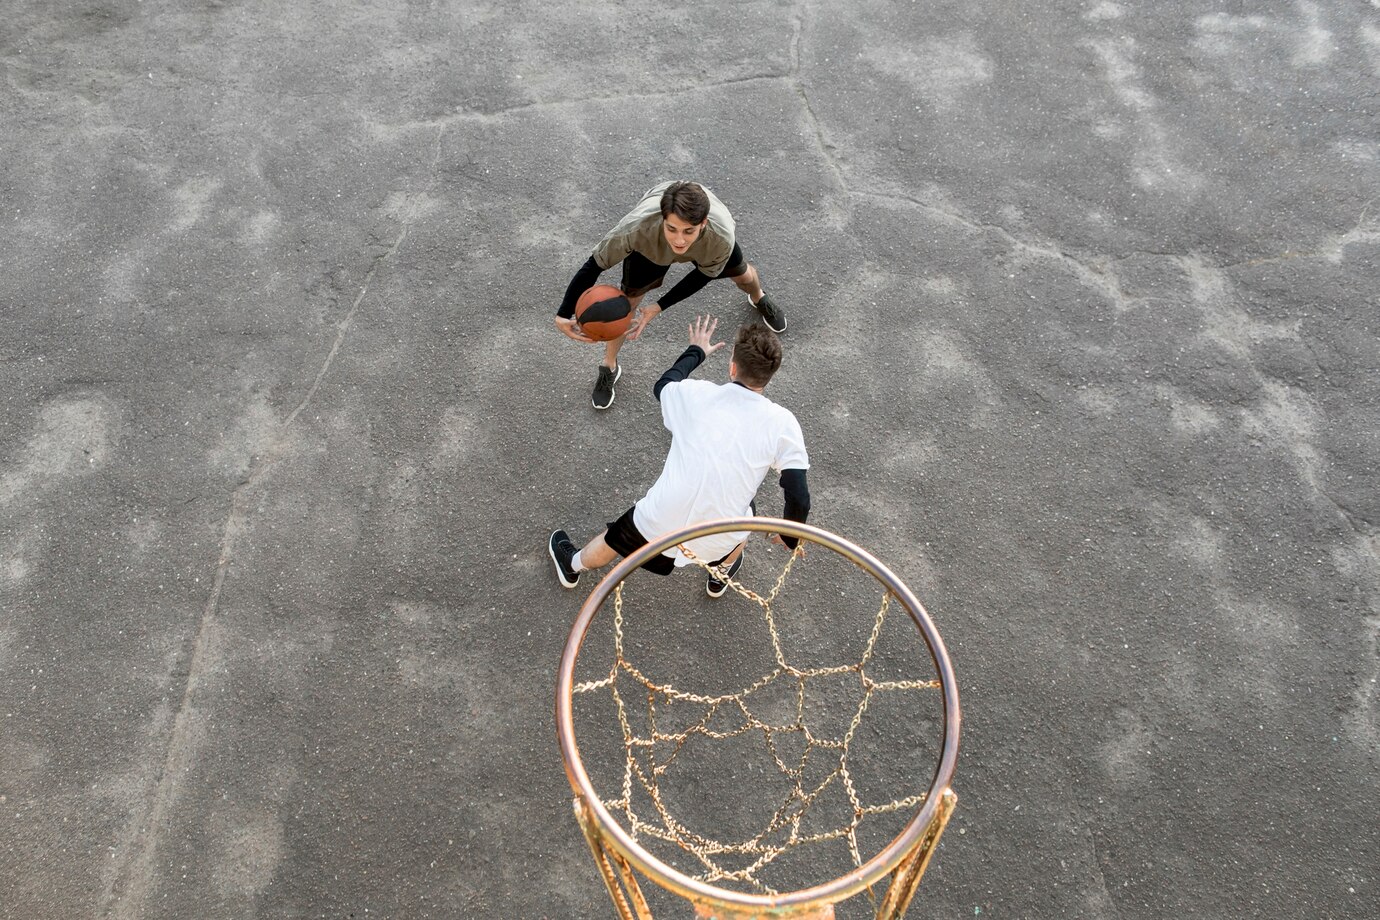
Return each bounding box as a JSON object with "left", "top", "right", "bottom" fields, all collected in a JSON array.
[{"left": 574, "top": 284, "right": 633, "bottom": 341}]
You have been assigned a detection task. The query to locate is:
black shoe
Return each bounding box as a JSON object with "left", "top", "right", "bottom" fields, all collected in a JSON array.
[
  {"left": 706, "top": 552, "right": 743, "bottom": 598},
  {"left": 592, "top": 364, "right": 622, "bottom": 410},
  {"left": 751, "top": 293, "right": 786, "bottom": 333},
  {"left": 549, "top": 529, "right": 580, "bottom": 588}
]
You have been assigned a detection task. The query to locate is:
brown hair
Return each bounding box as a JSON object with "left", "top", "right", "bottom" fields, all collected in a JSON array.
[
  {"left": 732, "top": 322, "right": 783, "bottom": 388},
  {"left": 659, "top": 181, "right": 710, "bottom": 225}
]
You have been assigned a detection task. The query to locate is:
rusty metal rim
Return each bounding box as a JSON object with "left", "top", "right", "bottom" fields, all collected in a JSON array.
[{"left": 556, "top": 516, "right": 961, "bottom": 910}]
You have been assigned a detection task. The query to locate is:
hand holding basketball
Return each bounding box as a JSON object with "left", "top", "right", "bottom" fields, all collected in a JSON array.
[
  {"left": 687, "top": 314, "right": 725, "bottom": 355},
  {"left": 626, "top": 303, "right": 661, "bottom": 342},
  {"left": 555, "top": 315, "right": 595, "bottom": 343}
]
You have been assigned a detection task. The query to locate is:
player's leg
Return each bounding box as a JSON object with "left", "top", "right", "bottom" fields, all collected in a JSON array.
[
  {"left": 619, "top": 253, "right": 666, "bottom": 329},
  {"left": 577, "top": 531, "right": 619, "bottom": 571},
  {"left": 722, "top": 244, "right": 786, "bottom": 333},
  {"left": 730, "top": 263, "right": 763, "bottom": 302},
  {"left": 549, "top": 507, "right": 679, "bottom": 588},
  {"left": 587, "top": 257, "right": 664, "bottom": 409},
  {"left": 600, "top": 506, "right": 678, "bottom": 575},
  {"left": 595, "top": 284, "right": 647, "bottom": 394},
  {"left": 550, "top": 528, "right": 622, "bottom": 588}
]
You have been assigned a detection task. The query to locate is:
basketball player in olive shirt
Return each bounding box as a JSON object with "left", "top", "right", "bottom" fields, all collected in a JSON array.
[{"left": 554, "top": 181, "right": 787, "bottom": 410}]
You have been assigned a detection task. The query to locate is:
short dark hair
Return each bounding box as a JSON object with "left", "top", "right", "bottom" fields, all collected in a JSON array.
[
  {"left": 659, "top": 181, "right": 710, "bottom": 225},
  {"left": 732, "top": 322, "right": 783, "bottom": 388}
]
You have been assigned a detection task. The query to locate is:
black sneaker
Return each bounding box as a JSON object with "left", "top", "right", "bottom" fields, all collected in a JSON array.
[
  {"left": 549, "top": 529, "right": 580, "bottom": 589},
  {"left": 751, "top": 293, "right": 787, "bottom": 333},
  {"left": 592, "top": 364, "right": 622, "bottom": 410},
  {"left": 706, "top": 552, "right": 744, "bottom": 598}
]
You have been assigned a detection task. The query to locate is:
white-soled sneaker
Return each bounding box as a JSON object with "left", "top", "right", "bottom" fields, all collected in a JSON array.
[
  {"left": 549, "top": 529, "right": 581, "bottom": 589},
  {"left": 592, "top": 364, "right": 622, "bottom": 410},
  {"left": 750, "top": 293, "right": 787, "bottom": 333}
]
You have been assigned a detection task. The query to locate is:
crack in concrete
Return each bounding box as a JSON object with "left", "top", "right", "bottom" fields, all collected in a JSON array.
[
  {"left": 1326, "top": 197, "right": 1380, "bottom": 264},
  {"left": 283, "top": 228, "right": 408, "bottom": 429},
  {"left": 102, "top": 187, "right": 419, "bottom": 919},
  {"left": 858, "top": 188, "right": 1146, "bottom": 311},
  {"left": 1323, "top": 489, "right": 1376, "bottom": 536},
  {"left": 430, "top": 122, "right": 445, "bottom": 177},
  {"left": 401, "top": 73, "right": 789, "bottom": 126},
  {"left": 1225, "top": 198, "right": 1377, "bottom": 268},
  {"left": 789, "top": 0, "right": 849, "bottom": 225},
  {"left": 1084, "top": 824, "right": 1125, "bottom": 919}
]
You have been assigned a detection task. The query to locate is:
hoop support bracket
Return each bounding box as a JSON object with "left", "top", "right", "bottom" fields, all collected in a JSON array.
[
  {"left": 576, "top": 795, "right": 655, "bottom": 920},
  {"left": 875, "top": 787, "right": 958, "bottom": 920}
]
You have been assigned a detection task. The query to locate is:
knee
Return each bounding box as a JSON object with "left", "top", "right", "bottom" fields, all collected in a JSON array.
[{"left": 733, "top": 265, "right": 758, "bottom": 289}]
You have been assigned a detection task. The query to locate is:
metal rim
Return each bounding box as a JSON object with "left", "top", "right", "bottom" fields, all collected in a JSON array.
[{"left": 556, "top": 517, "right": 961, "bottom": 909}]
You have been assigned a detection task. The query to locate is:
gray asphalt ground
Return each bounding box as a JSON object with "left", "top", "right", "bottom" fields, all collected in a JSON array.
[{"left": 2, "top": 1, "right": 1377, "bottom": 918}]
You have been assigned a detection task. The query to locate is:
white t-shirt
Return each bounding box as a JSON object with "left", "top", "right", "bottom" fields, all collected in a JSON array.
[{"left": 633, "top": 378, "right": 809, "bottom": 566}]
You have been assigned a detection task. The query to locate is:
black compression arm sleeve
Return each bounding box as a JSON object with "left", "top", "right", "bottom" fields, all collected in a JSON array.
[
  {"left": 653, "top": 345, "right": 706, "bottom": 400},
  {"left": 655, "top": 267, "right": 714, "bottom": 310},
  {"left": 779, "top": 468, "right": 811, "bottom": 549},
  {"left": 557, "top": 255, "right": 604, "bottom": 318}
]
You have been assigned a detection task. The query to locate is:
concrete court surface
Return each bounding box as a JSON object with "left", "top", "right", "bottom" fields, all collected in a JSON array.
[{"left": 1, "top": 0, "right": 1377, "bottom": 918}]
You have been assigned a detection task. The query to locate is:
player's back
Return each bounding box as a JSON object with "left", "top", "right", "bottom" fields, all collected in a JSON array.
[{"left": 634, "top": 379, "right": 808, "bottom": 563}]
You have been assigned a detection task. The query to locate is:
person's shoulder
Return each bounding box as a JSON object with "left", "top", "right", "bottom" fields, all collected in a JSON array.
[
  {"left": 642, "top": 180, "right": 674, "bottom": 200},
  {"left": 760, "top": 399, "right": 807, "bottom": 460},
  {"left": 701, "top": 187, "right": 736, "bottom": 242},
  {"left": 604, "top": 194, "right": 662, "bottom": 239},
  {"left": 661, "top": 376, "right": 717, "bottom": 406},
  {"left": 698, "top": 182, "right": 728, "bottom": 207},
  {"left": 667, "top": 376, "right": 716, "bottom": 395},
  {"left": 761, "top": 395, "right": 804, "bottom": 427}
]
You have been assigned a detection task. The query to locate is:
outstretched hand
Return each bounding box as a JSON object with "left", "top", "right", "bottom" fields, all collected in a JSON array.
[
  {"left": 554, "top": 316, "right": 595, "bottom": 343},
  {"left": 688, "top": 314, "right": 726, "bottom": 356}
]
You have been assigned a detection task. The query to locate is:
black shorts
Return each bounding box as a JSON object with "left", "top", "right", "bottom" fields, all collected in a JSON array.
[
  {"left": 605, "top": 506, "right": 677, "bottom": 575},
  {"left": 620, "top": 243, "right": 748, "bottom": 298},
  {"left": 604, "top": 505, "right": 751, "bottom": 577}
]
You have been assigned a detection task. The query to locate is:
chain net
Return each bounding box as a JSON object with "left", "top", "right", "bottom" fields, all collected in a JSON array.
[{"left": 571, "top": 543, "right": 941, "bottom": 897}]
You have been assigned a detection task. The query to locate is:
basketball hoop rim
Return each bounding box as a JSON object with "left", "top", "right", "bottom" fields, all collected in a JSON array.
[{"left": 556, "top": 516, "right": 961, "bottom": 910}]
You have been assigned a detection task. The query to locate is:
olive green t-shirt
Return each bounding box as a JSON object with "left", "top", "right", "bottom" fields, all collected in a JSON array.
[{"left": 592, "top": 181, "right": 737, "bottom": 277}]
